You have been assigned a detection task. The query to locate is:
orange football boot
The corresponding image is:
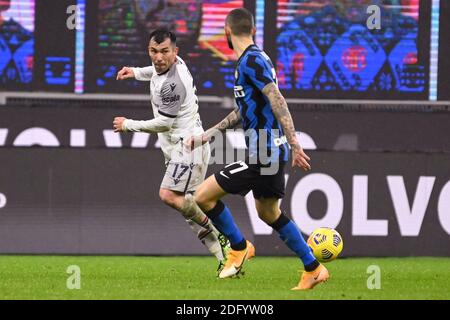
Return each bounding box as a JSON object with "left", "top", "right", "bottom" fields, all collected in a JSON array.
[
  {"left": 219, "top": 240, "right": 255, "bottom": 279},
  {"left": 291, "top": 263, "right": 329, "bottom": 290}
]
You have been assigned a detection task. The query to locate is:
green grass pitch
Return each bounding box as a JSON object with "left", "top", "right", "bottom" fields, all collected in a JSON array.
[{"left": 0, "top": 256, "right": 449, "bottom": 300}]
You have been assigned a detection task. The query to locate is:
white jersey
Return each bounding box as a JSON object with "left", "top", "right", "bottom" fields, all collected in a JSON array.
[{"left": 132, "top": 56, "right": 204, "bottom": 161}]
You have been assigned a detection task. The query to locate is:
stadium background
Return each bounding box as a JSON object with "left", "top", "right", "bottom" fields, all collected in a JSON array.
[{"left": 0, "top": 0, "right": 449, "bottom": 258}]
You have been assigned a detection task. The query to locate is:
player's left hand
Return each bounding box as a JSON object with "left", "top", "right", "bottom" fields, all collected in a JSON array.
[
  {"left": 113, "top": 117, "right": 127, "bottom": 133},
  {"left": 291, "top": 144, "right": 311, "bottom": 171}
]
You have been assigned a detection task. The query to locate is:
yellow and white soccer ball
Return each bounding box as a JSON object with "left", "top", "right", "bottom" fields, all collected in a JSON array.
[{"left": 307, "top": 227, "right": 343, "bottom": 263}]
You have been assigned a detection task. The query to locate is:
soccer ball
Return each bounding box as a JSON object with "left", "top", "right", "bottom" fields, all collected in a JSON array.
[{"left": 307, "top": 227, "right": 343, "bottom": 263}]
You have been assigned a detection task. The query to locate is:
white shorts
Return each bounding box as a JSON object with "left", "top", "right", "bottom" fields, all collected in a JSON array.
[{"left": 160, "top": 141, "right": 210, "bottom": 193}]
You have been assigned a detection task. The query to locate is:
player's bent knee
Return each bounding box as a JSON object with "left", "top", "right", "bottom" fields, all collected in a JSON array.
[
  {"left": 256, "top": 206, "right": 282, "bottom": 225},
  {"left": 257, "top": 211, "right": 274, "bottom": 224},
  {"left": 159, "top": 189, "right": 177, "bottom": 207}
]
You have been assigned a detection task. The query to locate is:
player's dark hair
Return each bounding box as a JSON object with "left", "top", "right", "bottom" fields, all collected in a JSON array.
[
  {"left": 226, "top": 8, "right": 255, "bottom": 36},
  {"left": 149, "top": 28, "right": 177, "bottom": 46}
]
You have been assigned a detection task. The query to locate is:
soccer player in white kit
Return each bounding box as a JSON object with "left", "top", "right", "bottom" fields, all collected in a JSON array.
[{"left": 113, "top": 28, "right": 228, "bottom": 271}]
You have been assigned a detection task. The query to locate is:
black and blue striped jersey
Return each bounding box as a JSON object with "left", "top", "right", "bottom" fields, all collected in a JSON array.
[{"left": 234, "top": 45, "right": 289, "bottom": 164}]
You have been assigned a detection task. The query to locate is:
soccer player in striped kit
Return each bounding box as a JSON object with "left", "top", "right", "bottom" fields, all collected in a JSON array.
[{"left": 187, "top": 8, "right": 329, "bottom": 290}]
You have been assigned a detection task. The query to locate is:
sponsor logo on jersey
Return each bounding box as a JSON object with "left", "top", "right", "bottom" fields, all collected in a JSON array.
[{"left": 162, "top": 95, "right": 181, "bottom": 104}]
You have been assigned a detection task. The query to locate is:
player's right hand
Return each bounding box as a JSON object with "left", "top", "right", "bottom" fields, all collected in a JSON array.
[
  {"left": 184, "top": 134, "right": 208, "bottom": 151},
  {"left": 116, "top": 67, "right": 135, "bottom": 80},
  {"left": 113, "top": 117, "right": 127, "bottom": 133}
]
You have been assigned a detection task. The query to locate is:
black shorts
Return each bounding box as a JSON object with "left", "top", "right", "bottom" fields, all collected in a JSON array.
[{"left": 215, "top": 160, "right": 286, "bottom": 199}]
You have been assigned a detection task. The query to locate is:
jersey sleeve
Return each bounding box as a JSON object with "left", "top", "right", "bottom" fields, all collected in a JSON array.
[
  {"left": 158, "top": 76, "right": 186, "bottom": 118},
  {"left": 243, "top": 53, "right": 276, "bottom": 91},
  {"left": 132, "top": 66, "right": 154, "bottom": 81}
]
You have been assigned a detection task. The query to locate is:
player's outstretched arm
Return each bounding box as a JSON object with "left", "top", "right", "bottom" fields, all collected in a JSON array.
[
  {"left": 208, "top": 106, "right": 241, "bottom": 136},
  {"left": 186, "top": 107, "right": 241, "bottom": 150},
  {"left": 116, "top": 66, "right": 154, "bottom": 81},
  {"left": 262, "top": 82, "right": 311, "bottom": 171},
  {"left": 114, "top": 76, "right": 182, "bottom": 134},
  {"left": 113, "top": 116, "right": 175, "bottom": 134}
]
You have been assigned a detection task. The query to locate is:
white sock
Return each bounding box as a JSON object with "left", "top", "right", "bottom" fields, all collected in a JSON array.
[
  {"left": 186, "top": 219, "right": 224, "bottom": 262},
  {"left": 181, "top": 194, "right": 225, "bottom": 262}
]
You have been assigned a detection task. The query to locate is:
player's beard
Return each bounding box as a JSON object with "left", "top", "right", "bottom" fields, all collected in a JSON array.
[{"left": 226, "top": 34, "right": 234, "bottom": 50}]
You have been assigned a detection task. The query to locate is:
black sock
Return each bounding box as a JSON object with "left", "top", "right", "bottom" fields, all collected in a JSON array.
[
  {"left": 304, "top": 260, "right": 320, "bottom": 272},
  {"left": 231, "top": 239, "right": 247, "bottom": 251},
  {"left": 269, "top": 213, "right": 290, "bottom": 231}
]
